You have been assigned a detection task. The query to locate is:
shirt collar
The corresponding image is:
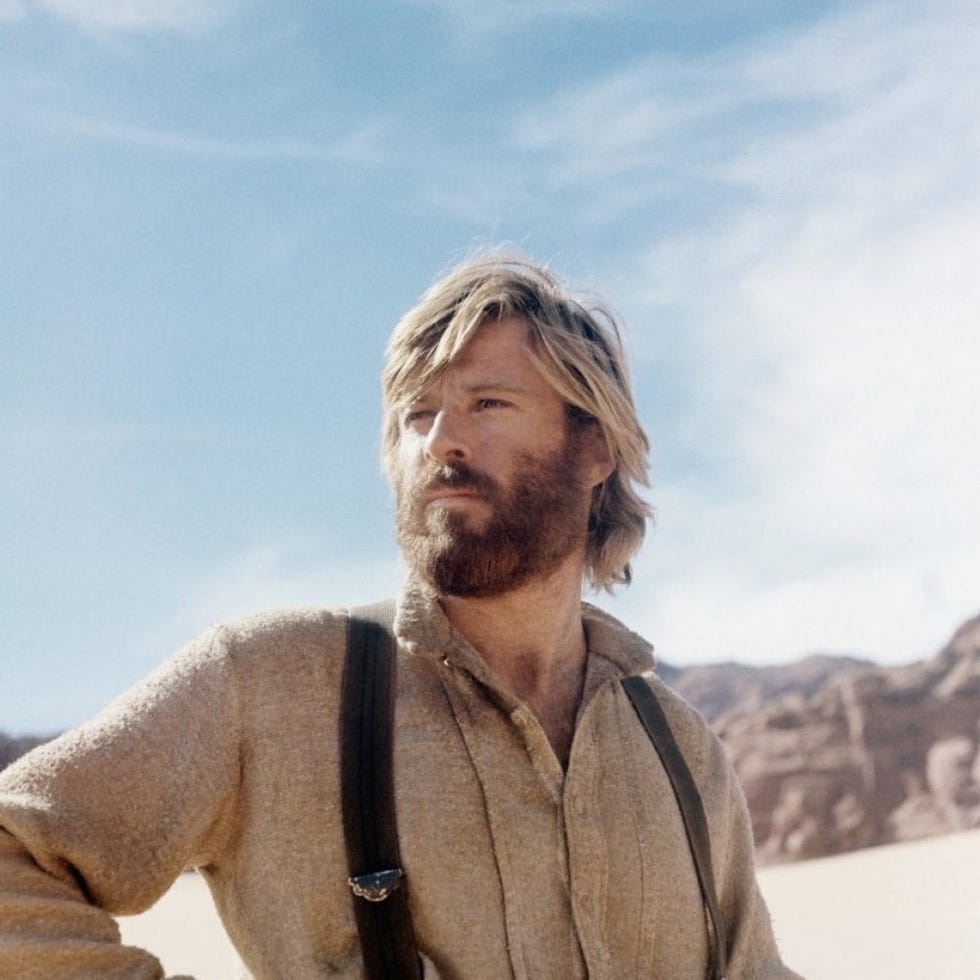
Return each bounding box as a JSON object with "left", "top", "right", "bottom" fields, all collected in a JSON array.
[{"left": 393, "top": 576, "right": 655, "bottom": 680}]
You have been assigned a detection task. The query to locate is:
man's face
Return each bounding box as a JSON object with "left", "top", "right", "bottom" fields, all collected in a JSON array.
[{"left": 392, "top": 317, "right": 608, "bottom": 597}]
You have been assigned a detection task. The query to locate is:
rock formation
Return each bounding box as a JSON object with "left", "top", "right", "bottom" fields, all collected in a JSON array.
[
  {"left": 705, "top": 613, "right": 980, "bottom": 862},
  {"left": 658, "top": 653, "right": 874, "bottom": 725}
]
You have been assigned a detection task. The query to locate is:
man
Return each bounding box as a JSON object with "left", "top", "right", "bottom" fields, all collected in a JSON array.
[{"left": 0, "top": 254, "right": 799, "bottom": 978}]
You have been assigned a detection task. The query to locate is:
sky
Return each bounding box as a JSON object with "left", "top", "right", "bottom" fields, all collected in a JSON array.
[{"left": 3, "top": 0, "right": 979, "bottom": 735}]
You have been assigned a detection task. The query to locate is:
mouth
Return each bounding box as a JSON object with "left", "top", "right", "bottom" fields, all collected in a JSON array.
[{"left": 425, "top": 488, "right": 483, "bottom": 508}]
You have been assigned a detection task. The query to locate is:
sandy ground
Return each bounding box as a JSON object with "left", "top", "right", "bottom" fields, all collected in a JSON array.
[{"left": 119, "top": 828, "right": 980, "bottom": 979}]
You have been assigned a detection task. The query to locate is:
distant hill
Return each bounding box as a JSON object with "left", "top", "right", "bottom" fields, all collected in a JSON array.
[
  {"left": 657, "top": 653, "right": 875, "bottom": 724},
  {"left": 712, "top": 612, "right": 980, "bottom": 862}
]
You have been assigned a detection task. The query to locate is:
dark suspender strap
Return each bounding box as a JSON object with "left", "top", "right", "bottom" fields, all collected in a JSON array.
[
  {"left": 340, "top": 600, "right": 422, "bottom": 980},
  {"left": 622, "top": 675, "right": 728, "bottom": 980}
]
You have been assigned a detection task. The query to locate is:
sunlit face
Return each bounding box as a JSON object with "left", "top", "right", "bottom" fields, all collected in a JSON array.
[{"left": 392, "top": 316, "right": 610, "bottom": 596}]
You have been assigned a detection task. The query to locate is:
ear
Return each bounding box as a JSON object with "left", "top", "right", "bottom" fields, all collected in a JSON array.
[{"left": 577, "top": 420, "right": 615, "bottom": 490}]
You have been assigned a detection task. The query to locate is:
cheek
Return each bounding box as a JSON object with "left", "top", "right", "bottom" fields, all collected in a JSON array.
[{"left": 392, "top": 438, "right": 425, "bottom": 493}]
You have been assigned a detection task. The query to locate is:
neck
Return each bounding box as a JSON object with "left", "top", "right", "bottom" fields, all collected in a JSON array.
[{"left": 438, "top": 555, "right": 589, "bottom": 767}]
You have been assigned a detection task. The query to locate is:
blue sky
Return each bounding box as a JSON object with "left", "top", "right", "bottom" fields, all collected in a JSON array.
[{"left": 3, "top": 0, "right": 979, "bottom": 734}]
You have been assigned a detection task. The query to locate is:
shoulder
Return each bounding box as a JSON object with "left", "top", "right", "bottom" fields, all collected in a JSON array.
[
  {"left": 210, "top": 605, "right": 350, "bottom": 655},
  {"left": 94, "top": 607, "right": 356, "bottom": 726},
  {"left": 643, "top": 670, "right": 712, "bottom": 738},
  {"left": 631, "top": 671, "right": 737, "bottom": 798},
  {"left": 199, "top": 606, "right": 358, "bottom": 693},
  {"left": 581, "top": 602, "right": 655, "bottom": 674}
]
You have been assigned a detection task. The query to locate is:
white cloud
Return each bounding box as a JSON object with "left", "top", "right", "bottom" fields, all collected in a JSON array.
[
  {"left": 576, "top": 3, "right": 980, "bottom": 665},
  {"left": 0, "top": 0, "right": 28, "bottom": 22},
  {"left": 513, "top": 4, "right": 980, "bottom": 205},
  {"left": 160, "top": 538, "right": 404, "bottom": 642},
  {"left": 400, "top": 0, "right": 623, "bottom": 38},
  {"left": 514, "top": 58, "right": 732, "bottom": 184},
  {"left": 51, "top": 114, "right": 390, "bottom": 165},
  {"left": 36, "top": 0, "right": 233, "bottom": 33},
  {"left": 616, "top": 539, "right": 978, "bottom": 666}
]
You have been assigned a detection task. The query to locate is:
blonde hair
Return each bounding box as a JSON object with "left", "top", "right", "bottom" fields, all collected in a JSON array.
[{"left": 381, "top": 251, "right": 652, "bottom": 591}]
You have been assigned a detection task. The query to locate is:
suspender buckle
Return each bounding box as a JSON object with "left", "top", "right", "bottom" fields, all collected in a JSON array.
[{"left": 348, "top": 868, "right": 405, "bottom": 902}]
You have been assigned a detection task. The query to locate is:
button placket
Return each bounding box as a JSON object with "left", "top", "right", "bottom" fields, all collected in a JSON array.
[
  {"left": 439, "top": 659, "right": 586, "bottom": 980},
  {"left": 509, "top": 704, "right": 564, "bottom": 804},
  {"left": 564, "top": 703, "right": 612, "bottom": 978}
]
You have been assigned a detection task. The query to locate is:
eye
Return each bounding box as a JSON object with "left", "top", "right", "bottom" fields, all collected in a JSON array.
[
  {"left": 476, "top": 397, "right": 510, "bottom": 411},
  {"left": 402, "top": 407, "right": 435, "bottom": 430}
]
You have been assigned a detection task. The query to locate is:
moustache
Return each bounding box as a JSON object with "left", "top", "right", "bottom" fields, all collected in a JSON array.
[{"left": 414, "top": 461, "right": 499, "bottom": 499}]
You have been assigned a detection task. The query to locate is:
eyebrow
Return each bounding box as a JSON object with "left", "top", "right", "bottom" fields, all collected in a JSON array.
[
  {"left": 459, "top": 381, "right": 531, "bottom": 396},
  {"left": 402, "top": 380, "right": 532, "bottom": 410}
]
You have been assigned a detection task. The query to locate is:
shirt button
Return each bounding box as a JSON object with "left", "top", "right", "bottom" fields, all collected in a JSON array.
[{"left": 573, "top": 793, "right": 588, "bottom": 817}]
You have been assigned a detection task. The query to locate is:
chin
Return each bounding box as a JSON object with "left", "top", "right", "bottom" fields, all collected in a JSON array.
[{"left": 427, "top": 510, "right": 490, "bottom": 537}]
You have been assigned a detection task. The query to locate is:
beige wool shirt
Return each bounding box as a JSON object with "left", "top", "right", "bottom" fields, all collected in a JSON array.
[{"left": 0, "top": 581, "right": 800, "bottom": 979}]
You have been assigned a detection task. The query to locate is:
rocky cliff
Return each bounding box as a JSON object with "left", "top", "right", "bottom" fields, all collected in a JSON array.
[
  {"left": 695, "top": 613, "right": 980, "bottom": 862},
  {"left": 658, "top": 653, "right": 874, "bottom": 725}
]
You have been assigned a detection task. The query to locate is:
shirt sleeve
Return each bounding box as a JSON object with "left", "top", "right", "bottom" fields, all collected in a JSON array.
[
  {"left": 0, "top": 626, "right": 242, "bottom": 980},
  {"left": 649, "top": 677, "right": 803, "bottom": 980},
  {"left": 704, "top": 727, "right": 804, "bottom": 980}
]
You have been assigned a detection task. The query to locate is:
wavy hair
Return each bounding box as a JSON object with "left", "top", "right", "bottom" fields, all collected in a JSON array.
[{"left": 381, "top": 251, "right": 652, "bottom": 591}]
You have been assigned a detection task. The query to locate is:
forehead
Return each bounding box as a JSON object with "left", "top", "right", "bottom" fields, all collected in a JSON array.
[
  {"left": 452, "top": 316, "right": 531, "bottom": 369},
  {"left": 414, "top": 315, "right": 557, "bottom": 398}
]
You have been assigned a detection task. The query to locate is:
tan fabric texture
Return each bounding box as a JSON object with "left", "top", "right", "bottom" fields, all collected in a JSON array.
[{"left": 0, "top": 581, "right": 800, "bottom": 979}]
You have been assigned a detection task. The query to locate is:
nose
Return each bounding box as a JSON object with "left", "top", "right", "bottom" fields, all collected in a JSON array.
[{"left": 423, "top": 408, "right": 470, "bottom": 464}]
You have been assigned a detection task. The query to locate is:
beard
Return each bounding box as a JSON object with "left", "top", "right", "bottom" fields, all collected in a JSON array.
[{"left": 396, "top": 441, "right": 590, "bottom": 598}]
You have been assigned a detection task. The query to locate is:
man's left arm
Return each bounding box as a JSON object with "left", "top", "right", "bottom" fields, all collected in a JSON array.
[{"left": 704, "top": 733, "right": 804, "bottom": 980}]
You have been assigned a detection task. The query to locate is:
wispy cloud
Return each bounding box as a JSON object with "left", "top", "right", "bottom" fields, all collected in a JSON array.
[
  {"left": 51, "top": 114, "right": 390, "bottom": 166},
  {"left": 149, "top": 538, "right": 404, "bottom": 658},
  {"left": 513, "top": 5, "right": 980, "bottom": 210},
  {"left": 400, "top": 0, "right": 625, "bottom": 38},
  {"left": 0, "top": 0, "right": 29, "bottom": 23},
  {"left": 406, "top": 2, "right": 980, "bottom": 668},
  {"left": 563, "top": 3, "right": 980, "bottom": 664},
  {"left": 30, "top": 0, "right": 235, "bottom": 34}
]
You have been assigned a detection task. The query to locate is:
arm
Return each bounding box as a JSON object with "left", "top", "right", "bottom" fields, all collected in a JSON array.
[
  {"left": 705, "top": 733, "right": 803, "bottom": 980},
  {"left": 0, "top": 627, "right": 241, "bottom": 979},
  {"left": 650, "top": 678, "right": 801, "bottom": 980}
]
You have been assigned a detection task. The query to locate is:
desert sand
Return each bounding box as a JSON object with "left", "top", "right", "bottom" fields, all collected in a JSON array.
[{"left": 119, "top": 827, "right": 980, "bottom": 979}]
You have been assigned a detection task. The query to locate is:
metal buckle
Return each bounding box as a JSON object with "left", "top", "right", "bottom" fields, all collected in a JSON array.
[{"left": 348, "top": 868, "right": 404, "bottom": 902}]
